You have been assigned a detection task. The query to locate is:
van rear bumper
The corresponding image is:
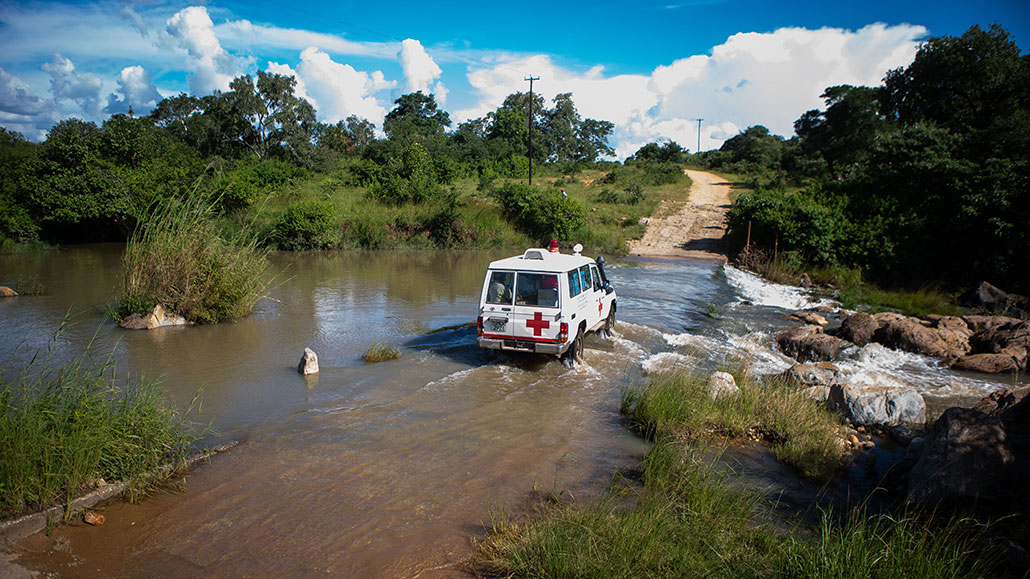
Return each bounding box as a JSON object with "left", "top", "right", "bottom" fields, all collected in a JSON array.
[{"left": 478, "top": 337, "right": 564, "bottom": 356}]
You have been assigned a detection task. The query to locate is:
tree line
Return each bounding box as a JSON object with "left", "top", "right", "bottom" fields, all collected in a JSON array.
[
  {"left": 698, "top": 24, "right": 1029, "bottom": 293},
  {"left": 0, "top": 72, "right": 615, "bottom": 245}
]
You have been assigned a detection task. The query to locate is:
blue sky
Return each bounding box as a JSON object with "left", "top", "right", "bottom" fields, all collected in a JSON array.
[{"left": 1, "top": 0, "right": 1026, "bottom": 156}]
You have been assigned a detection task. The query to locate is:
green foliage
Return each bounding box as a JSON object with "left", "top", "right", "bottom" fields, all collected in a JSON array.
[
  {"left": 493, "top": 182, "right": 586, "bottom": 243},
  {"left": 118, "top": 193, "right": 271, "bottom": 324},
  {"left": 0, "top": 336, "right": 200, "bottom": 519},
  {"left": 370, "top": 141, "right": 442, "bottom": 204},
  {"left": 361, "top": 342, "right": 401, "bottom": 362},
  {"left": 622, "top": 369, "right": 848, "bottom": 481},
  {"left": 271, "top": 199, "right": 339, "bottom": 250}
]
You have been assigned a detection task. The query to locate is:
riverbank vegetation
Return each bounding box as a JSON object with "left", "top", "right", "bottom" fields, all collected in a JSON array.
[
  {"left": 0, "top": 337, "right": 201, "bottom": 519},
  {"left": 117, "top": 193, "right": 271, "bottom": 323},
  {"left": 696, "top": 25, "right": 1029, "bottom": 301},
  {"left": 475, "top": 368, "right": 1000, "bottom": 577},
  {"left": 0, "top": 76, "right": 686, "bottom": 259}
]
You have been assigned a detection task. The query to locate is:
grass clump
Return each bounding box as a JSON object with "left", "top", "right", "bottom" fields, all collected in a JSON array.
[
  {"left": 477, "top": 438, "right": 1000, "bottom": 578},
  {"left": 621, "top": 368, "right": 849, "bottom": 481},
  {"left": 362, "top": 342, "right": 400, "bottom": 363},
  {"left": 118, "top": 193, "right": 271, "bottom": 324},
  {"left": 0, "top": 337, "right": 201, "bottom": 519}
]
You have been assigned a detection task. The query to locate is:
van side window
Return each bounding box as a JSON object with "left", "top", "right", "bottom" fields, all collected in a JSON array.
[
  {"left": 568, "top": 269, "right": 582, "bottom": 297},
  {"left": 590, "top": 266, "right": 601, "bottom": 290},
  {"left": 515, "top": 273, "right": 559, "bottom": 307},
  {"left": 486, "top": 271, "right": 514, "bottom": 304},
  {"left": 579, "top": 265, "right": 592, "bottom": 292}
]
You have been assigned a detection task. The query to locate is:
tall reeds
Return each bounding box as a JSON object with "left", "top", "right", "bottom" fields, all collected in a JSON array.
[
  {"left": 0, "top": 333, "right": 201, "bottom": 519},
  {"left": 119, "top": 193, "right": 270, "bottom": 324}
]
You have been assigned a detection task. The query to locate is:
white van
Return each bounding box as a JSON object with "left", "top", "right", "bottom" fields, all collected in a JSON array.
[{"left": 476, "top": 245, "right": 616, "bottom": 364}]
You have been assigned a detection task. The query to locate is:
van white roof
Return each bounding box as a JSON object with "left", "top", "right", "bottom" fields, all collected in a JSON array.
[{"left": 487, "top": 248, "right": 596, "bottom": 273}]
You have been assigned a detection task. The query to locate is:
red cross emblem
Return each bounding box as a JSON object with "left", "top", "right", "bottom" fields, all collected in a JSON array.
[
  {"left": 599, "top": 298, "right": 603, "bottom": 313},
  {"left": 526, "top": 311, "right": 550, "bottom": 336}
]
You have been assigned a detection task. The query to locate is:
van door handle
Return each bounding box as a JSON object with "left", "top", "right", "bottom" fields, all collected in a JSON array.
[{"left": 502, "top": 307, "right": 511, "bottom": 312}]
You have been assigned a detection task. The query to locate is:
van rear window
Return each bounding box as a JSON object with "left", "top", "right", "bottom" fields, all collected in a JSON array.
[
  {"left": 486, "top": 271, "right": 514, "bottom": 304},
  {"left": 515, "top": 273, "right": 559, "bottom": 307}
]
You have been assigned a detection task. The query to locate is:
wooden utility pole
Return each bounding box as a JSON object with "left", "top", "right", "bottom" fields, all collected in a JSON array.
[
  {"left": 525, "top": 75, "right": 539, "bottom": 185},
  {"left": 693, "top": 118, "right": 703, "bottom": 154}
]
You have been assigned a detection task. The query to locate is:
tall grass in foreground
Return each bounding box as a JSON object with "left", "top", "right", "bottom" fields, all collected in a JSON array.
[
  {"left": 621, "top": 369, "right": 848, "bottom": 481},
  {"left": 119, "top": 193, "right": 271, "bottom": 324},
  {"left": 475, "top": 439, "right": 999, "bottom": 578},
  {"left": 0, "top": 336, "right": 201, "bottom": 519}
]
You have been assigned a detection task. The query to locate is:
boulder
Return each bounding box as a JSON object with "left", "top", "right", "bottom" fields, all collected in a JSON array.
[
  {"left": 799, "top": 273, "right": 812, "bottom": 289},
  {"left": 968, "top": 319, "right": 1029, "bottom": 370},
  {"left": 0, "top": 286, "right": 17, "bottom": 297},
  {"left": 963, "top": 314, "right": 1022, "bottom": 333},
  {"left": 118, "top": 304, "right": 187, "bottom": 330},
  {"left": 776, "top": 326, "right": 849, "bottom": 363},
  {"left": 872, "top": 312, "right": 960, "bottom": 358},
  {"left": 932, "top": 316, "right": 973, "bottom": 356},
  {"left": 706, "top": 371, "right": 739, "bottom": 399},
  {"left": 951, "top": 353, "right": 1021, "bottom": 374},
  {"left": 298, "top": 348, "right": 319, "bottom": 375},
  {"left": 791, "top": 312, "right": 828, "bottom": 327},
  {"left": 780, "top": 362, "right": 842, "bottom": 387},
  {"left": 827, "top": 384, "right": 926, "bottom": 427},
  {"left": 907, "top": 407, "right": 1014, "bottom": 510},
  {"left": 837, "top": 312, "right": 878, "bottom": 347}
]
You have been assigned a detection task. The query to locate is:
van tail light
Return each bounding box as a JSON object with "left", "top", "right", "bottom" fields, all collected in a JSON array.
[
  {"left": 559, "top": 322, "right": 568, "bottom": 343},
  {"left": 477, "top": 316, "right": 484, "bottom": 336}
]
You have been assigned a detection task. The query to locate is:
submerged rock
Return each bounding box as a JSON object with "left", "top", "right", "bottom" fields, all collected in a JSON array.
[
  {"left": 298, "top": 348, "right": 319, "bottom": 375},
  {"left": 776, "top": 326, "right": 848, "bottom": 362},
  {"left": 119, "top": 304, "right": 187, "bottom": 330},
  {"left": 837, "top": 312, "right": 877, "bottom": 346}
]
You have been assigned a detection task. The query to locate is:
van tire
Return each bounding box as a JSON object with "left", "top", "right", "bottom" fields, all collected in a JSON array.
[
  {"left": 562, "top": 332, "right": 584, "bottom": 367},
  {"left": 602, "top": 308, "right": 615, "bottom": 338}
]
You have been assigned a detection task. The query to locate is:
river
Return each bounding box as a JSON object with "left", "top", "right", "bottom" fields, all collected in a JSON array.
[{"left": 1, "top": 245, "right": 1023, "bottom": 577}]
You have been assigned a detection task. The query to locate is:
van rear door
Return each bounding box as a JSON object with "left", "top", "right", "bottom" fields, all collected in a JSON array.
[
  {"left": 480, "top": 269, "right": 515, "bottom": 339},
  {"left": 511, "top": 272, "right": 561, "bottom": 343}
]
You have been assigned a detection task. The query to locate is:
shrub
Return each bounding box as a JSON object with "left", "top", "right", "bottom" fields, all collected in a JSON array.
[
  {"left": 493, "top": 183, "right": 585, "bottom": 243},
  {"left": 271, "top": 199, "right": 339, "bottom": 250},
  {"left": 118, "top": 193, "right": 271, "bottom": 324},
  {"left": 640, "top": 160, "right": 683, "bottom": 185}
]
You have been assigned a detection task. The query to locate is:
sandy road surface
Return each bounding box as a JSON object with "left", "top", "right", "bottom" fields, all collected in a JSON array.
[{"left": 626, "top": 170, "right": 732, "bottom": 261}]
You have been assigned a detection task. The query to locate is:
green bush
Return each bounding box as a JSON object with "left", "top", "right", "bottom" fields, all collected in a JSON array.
[
  {"left": 493, "top": 183, "right": 585, "bottom": 243},
  {"left": 118, "top": 193, "right": 271, "bottom": 324},
  {"left": 640, "top": 160, "right": 683, "bottom": 185},
  {"left": 271, "top": 199, "right": 339, "bottom": 250}
]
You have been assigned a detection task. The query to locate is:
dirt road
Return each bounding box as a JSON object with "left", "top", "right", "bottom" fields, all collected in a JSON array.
[{"left": 626, "top": 170, "right": 732, "bottom": 261}]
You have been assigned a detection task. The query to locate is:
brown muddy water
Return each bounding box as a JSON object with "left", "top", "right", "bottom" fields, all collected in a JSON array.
[{"left": 1, "top": 245, "right": 1024, "bottom": 577}]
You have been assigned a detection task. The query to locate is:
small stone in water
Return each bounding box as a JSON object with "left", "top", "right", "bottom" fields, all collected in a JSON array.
[{"left": 83, "top": 511, "right": 105, "bottom": 526}]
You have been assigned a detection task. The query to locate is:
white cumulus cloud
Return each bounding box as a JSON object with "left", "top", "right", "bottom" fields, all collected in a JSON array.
[
  {"left": 399, "top": 39, "right": 445, "bottom": 104},
  {"left": 165, "top": 6, "right": 249, "bottom": 94},
  {"left": 458, "top": 23, "right": 926, "bottom": 158},
  {"left": 295, "top": 47, "right": 395, "bottom": 126},
  {"left": 42, "top": 53, "right": 103, "bottom": 114},
  {"left": 104, "top": 65, "right": 162, "bottom": 115}
]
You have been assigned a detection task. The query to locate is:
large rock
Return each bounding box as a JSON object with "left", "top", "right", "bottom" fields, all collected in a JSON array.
[
  {"left": 776, "top": 326, "right": 849, "bottom": 363},
  {"left": 932, "top": 316, "right": 973, "bottom": 356},
  {"left": 906, "top": 407, "right": 1014, "bottom": 510},
  {"left": 968, "top": 319, "right": 1029, "bottom": 370},
  {"left": 872, "top": 312, "right": 961, "bottom": 358},
  {"left": 837, "top": 312, "right": 878, "bottom": 346},
  {"left": 706, "top": 371, "right": 738, "bottom": 399},
  {"left": 827, "top": 384, "right": 926, "bottom": 427},
  {"left": 780, "top": 362, "right": 842, "bottom": 387},
  {"left": 119, "top": 304, "right": 187, "bottom": 330},
  {"left": 0, "top": 286, "right": 17, "bottom": 297},
  {"left": 791, "top": 311, "right": 828, "bottom": 327},
  {"left": 951, "top": 353, "right": 1021, "bottom": 374},
  {"left": 298, "top": 348, "right": 319, "bottom": 375}
]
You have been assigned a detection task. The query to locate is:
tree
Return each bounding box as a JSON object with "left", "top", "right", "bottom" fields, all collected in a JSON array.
[
  {"left": 383, "top": 91, "right": 450, "bottom": 147},
  {"left": 794, "top": 85, "right": 884, "bottom": 180},
  {"left": 224, "top": 72, "right": 317, "bottom": 162}
]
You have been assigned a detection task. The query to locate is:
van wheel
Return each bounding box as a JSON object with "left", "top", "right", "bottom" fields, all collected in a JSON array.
[
  {"left": 602, "top": 309, "right": 615, "bottom": 339},
  {"left": 561, "top": 332, "right": 584, "bottom": 367}
]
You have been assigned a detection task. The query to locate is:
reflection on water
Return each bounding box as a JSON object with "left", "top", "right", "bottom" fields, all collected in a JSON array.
[{"left": 1, "top": 246, "right": 1023, "bottom": 577}]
